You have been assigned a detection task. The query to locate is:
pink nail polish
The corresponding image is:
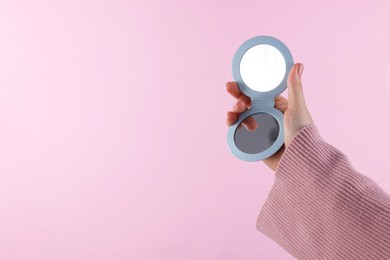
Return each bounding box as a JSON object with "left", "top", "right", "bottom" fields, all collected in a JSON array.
[{"left": 297, "top": 63, "right": 304, "bottom": 78}]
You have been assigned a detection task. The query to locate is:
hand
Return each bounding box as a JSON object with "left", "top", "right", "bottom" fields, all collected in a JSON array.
[{"left": 226, "top": 63, "right": 314, "bottom": 172}]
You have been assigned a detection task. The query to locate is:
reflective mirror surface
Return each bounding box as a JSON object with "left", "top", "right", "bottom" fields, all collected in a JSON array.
[
  {"left": 234, "top": 113, "right": 279, "bottom": 154},
  {"left": 239, "top": 44, "right": 286, "bottom": 92}
]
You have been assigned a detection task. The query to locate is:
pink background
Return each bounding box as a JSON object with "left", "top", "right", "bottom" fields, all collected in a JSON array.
[{"left": 1, "top": 0, "right": 390, "bottom": 259}]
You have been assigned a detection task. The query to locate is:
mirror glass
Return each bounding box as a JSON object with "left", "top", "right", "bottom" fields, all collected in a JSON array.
[
  {"left": 234, "top": 113, "right": 279, "bottom": 154},
  {"left": 240, "top": 44, "right": 286, "bottom": 92}
]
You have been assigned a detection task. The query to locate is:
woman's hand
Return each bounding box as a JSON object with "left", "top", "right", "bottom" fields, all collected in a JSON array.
[{"left": 226, "top": 63, "right": 314, "bottom": 171}]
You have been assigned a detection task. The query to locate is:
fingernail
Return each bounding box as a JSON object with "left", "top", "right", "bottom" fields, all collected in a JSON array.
[{"left": 297, "top": 63, "right": 304, "bottom": 78}]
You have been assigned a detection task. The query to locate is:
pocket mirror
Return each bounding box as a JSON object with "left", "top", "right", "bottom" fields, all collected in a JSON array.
[{"left": 227, "top": 36, "right": 294, "bottom": 161}]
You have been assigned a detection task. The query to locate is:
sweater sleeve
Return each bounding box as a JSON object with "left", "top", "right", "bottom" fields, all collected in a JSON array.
[{"left": 256, "top": 124, "right": 390, "bottom": 260}]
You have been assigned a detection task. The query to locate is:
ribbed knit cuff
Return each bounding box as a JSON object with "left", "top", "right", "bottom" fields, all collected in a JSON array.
[
  {"left": 256, "top": 124, "right": 390, "bottom": 259},
  {"left": 274, "top": 124, "right": 324, "bottom": 176}
]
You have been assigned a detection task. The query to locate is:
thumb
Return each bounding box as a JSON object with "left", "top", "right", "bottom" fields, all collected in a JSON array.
[{"left": 287, "top": 63, "right": 307, "bottom": 111}]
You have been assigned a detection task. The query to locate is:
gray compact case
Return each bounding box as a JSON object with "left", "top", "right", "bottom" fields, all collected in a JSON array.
[{"left": 227, "top": 36, "right": 294, "bottom": 161}]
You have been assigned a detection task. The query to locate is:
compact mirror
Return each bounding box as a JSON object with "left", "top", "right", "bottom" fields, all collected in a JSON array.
[
  {"left": 234, "top": 113, "right": 279, "bottom": 154},
  {"left": 227, "top": 36, "right": 294, "bottom": 161},
  {"left": 240, "top": 44, "right": 286, "bottom": 92}
]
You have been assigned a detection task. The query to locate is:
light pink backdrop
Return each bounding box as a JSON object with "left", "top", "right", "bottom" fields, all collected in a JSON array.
[{"left": 1, "top": 0, "right": 390, "bottom": 259}]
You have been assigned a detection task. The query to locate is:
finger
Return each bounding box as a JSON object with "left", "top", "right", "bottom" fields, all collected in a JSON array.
[
  {"left": 226, "top": 111, "right": 238, "bottom": 126},
  {"left": 287, "top": 63, "right": 307, "bottom": 111},
  {"left": 242, "top": 116, "right": 258, "bottom": 131},
  {"left": 232, "top": 100, "right": 247, "bottom": 113},
  {"left": 226, "top": 82, "right": 251, "bottom": 108},
  {"left": 227, "top": 111, "right": 257, "bottom": 131},
  {"left": 275, "top": 95, "right": 288, "bottom": 113}
]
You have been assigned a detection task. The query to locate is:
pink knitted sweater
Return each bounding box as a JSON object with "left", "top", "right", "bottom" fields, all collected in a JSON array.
[{"left": 256, "top": 124, "right": 390, "bottom": 259}]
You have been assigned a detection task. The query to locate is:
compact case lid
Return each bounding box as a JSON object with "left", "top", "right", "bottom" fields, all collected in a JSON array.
[{"left": 232, "top": 36, "right": 294, "bottom": 102}]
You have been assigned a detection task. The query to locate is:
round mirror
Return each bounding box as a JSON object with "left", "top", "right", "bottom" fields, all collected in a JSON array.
[
  {"left": 239, "top": 44, "right": 286, "bottom": 92},
  {"left": 234, "top": 113, "right": 279, "bottom": 154}
]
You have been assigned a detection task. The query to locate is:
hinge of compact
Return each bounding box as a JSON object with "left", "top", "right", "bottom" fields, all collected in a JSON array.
[{"left": 251, "top": 100, "right": 275, "bottom": 106}]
